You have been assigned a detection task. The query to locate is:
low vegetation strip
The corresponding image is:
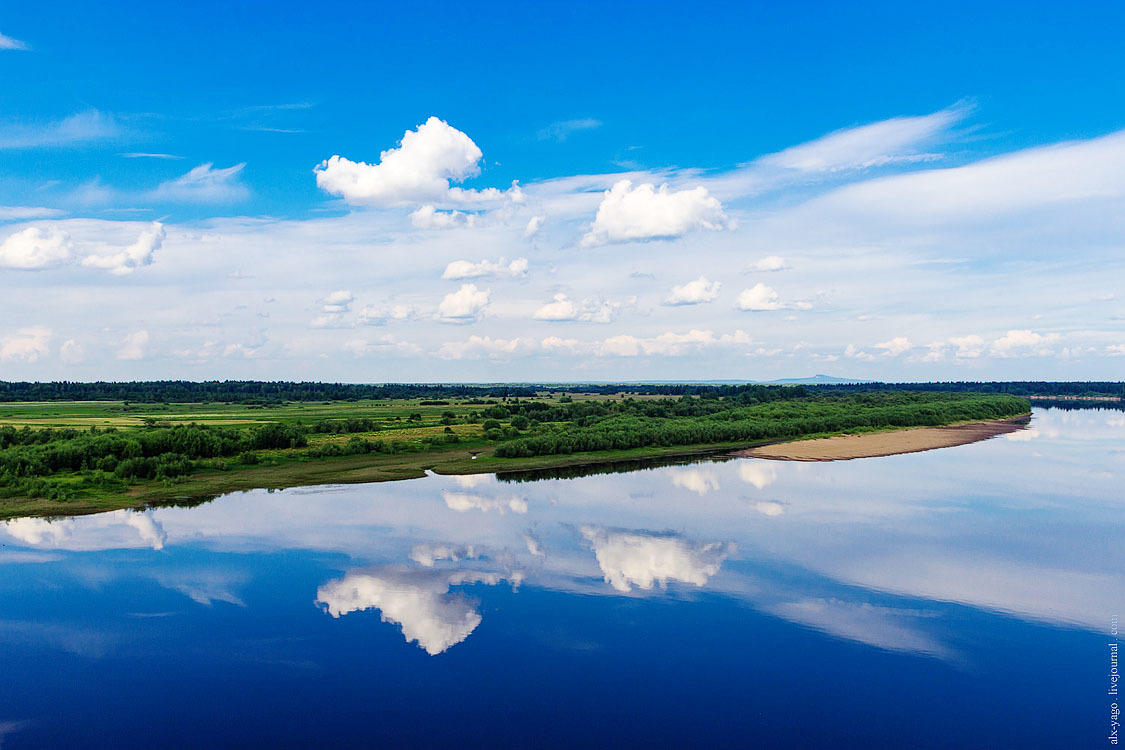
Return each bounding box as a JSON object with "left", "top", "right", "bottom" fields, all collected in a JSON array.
[{"left": 0, "top": 388, "right": 1030, "bottom": 517}]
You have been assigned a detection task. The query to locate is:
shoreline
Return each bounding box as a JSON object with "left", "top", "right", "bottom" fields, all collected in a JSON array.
[{"left": 731, "top": 415, "right": 1030, "bottom": 462}]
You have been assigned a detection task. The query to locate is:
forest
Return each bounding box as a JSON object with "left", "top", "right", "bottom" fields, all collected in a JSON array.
[
  {"left": 492, "top": 392, "right": 1030, "bottom": 458},
  {"left": 0, "top": 379, "right": 1119, "bottom": 403}
]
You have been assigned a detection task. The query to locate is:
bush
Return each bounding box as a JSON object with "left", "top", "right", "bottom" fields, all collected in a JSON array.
[{"left": 238, "top": 451, "right": 259, "bottom": 465}]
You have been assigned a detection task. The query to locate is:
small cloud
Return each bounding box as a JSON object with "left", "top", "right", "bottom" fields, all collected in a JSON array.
[
  {"left": 0, "top": 31, "right": 30, "bottom": 50},
  {"left": 410, "top": 204, "right": 477, "bottom": 229},
  {"left": 0, "top": 206, "right": 66, "bottom": 220},
  {"left": 874, "top": 337, "right": 912, "bottom": 356},
  {"left": 117, "top": 330, "right": 150, "bottom": 360},
  {"left": 989, "top": 329, "right": 1059, "bottom": 357},
  {"left": 320, "top": 290, "right": 355, "bottom": 312},
  {"left": 437, "top": 283, "right": 490, "bottom": 322},
  {"left": 665, "top": 276, "right": 721, "bottom": 306},
  {"left": 80, "top": 222, "right": 164, "bottom": 275},
  {"left": 341, "top": 336, "right": 421, "bottom": 357},
  {"left": 524, "top": 215, "right": 545, "bottom": 238},
  {"left": 118, "top": 152, "right": 184, "bottom": 160},
  {"left": 442, "top": 257, "right": 528, "bottom": 280},
  {"left": 59, "top": 339, "right": 84, "bottom": 364},
  {"left": 436, "top": 336, "right": 535, "bottom": 360},
  {"left": 844, "top": 344, "right": 876, "bottom": 362},
  {"left": 1, "top": 326, "right": 53, "bottom": 363},
  {"left": 745, "top": 255, "right": 790, "bottom": 272},
  {"left": 534, "top": 293, "right": 578, "bottom": 321},
  {"left": 736, "top": 283, "right": 811, "bottom": 312},
  {"left": 0, "top": 110, "right": 121, "bottom": 149},
  {"left": 151, "top": 163, "right": 249, "bottom": 203},
  {"left": 538, "top": 118, "right": 602, "bottom": 142},
  {"left": 533, "top": 293, "right": 623, "bottom": 323},
  {"left": 736, "top": 283, "right": 783, "bottom": 311}
]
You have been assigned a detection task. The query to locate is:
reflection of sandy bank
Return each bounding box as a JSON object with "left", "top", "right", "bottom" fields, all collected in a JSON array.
[{"left": 733, "top": 417, "right": 1029, "bottom": 462}]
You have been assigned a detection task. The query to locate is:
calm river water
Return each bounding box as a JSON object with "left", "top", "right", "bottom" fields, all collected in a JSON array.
[{"left": 1, "top": 407, "right": 1122, "bottom": 747}]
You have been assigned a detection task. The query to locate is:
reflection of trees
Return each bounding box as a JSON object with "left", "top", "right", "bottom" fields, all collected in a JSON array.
[
  {"left": 495, "top": 454, "right": 733, "bottom": 483},
  {"left": 1033, "top": 401, "right": 1125, "bottom": 412}
]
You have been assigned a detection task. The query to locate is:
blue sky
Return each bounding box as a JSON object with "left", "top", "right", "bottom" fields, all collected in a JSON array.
[{"left": 2, "top": 2, "right": 1124, "bottom": 381}]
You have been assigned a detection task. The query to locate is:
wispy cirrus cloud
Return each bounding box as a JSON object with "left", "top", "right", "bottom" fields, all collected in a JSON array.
[
  {"left": 151, "top": 162, "right": 249, "bottom": 203},
  {"left": 0, "top": 31, "right": 29, "bottom": 50},
  {"left": 538, "top": 117, "right": 602, "bottom": 142},
  {"left": 0, "top": 110, "right": 122, "bottom": 149}
]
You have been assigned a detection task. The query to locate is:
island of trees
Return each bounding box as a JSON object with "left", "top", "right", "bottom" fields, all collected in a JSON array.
[{"left": 0, "top": 380, "right": 1047, "bottom": 518}]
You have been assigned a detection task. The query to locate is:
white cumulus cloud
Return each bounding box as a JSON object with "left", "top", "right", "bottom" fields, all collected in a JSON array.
[
  {"left": 524, "top": 215, "right": 545, "bottom": 237},
  {"left": 581, "top": 179, "right": 730, "bottom": 246},
  {"left": 0, "top": 326, "right": 53, "bottom": 363},
  {"left": 736, "top": 283, "right": 783, "bottom": 311},
  {"left": 410, "top": 204, "right": 477, "bottom": 229},
  {"left": 533, "top": 293, "right": 578, "bottom": 321},
  {"left": 746, "top": 255, "right": 790, "bottom": 272},
  {"left": 875, "top": 337, "right": 912, "bottom": 356},
  {"left": 80, "top": 221, "right": 164, "bottom": 275},
  {"left": 436, "top": 283, "right": 491, "bottom": 322},
  {"left": 117, "top": 330, "right": 149, "bottom": 360},
  {"left": 665, "top": 276, "right": 721, "bottom": 306},
  {"left": 315, "top": 116, "right": 512, "bottom": 207},
  {"left": 442, "top": 257, "right": 528, "bottom": 280},
  {"left": 990, "top": 329, "right": 1059, "bottom": 357},
  {"left": 0, "top": 226, "right": 73, "bottom": 269},
  {"left": 435, "top": 336, "right": 534, "bottom": 360}
]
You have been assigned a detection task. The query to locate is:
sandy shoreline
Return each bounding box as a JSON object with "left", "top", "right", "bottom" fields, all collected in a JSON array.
[{"left": 732, "top": 416, "right": 1031, "bottom": 462}]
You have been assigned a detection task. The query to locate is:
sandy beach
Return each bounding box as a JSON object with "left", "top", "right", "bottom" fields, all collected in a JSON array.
[{"left": 732, "top": 416, "right": 1030, "bottom": 461}]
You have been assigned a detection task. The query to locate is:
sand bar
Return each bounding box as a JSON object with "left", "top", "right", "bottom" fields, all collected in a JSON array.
[{"left": 732, "top": 416, "right": 1030, "bottom": 462}]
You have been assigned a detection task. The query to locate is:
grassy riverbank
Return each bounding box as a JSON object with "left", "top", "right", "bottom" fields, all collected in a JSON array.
[{"left": 0, "top": 388, "right": 1030, "bottom": 519}]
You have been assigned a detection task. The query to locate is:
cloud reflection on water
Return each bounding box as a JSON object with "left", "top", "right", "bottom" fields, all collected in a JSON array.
[
  {"left": 316, "top": 567, "right": 522, "bottom": 655},
  {"left": 1, "top": 408, "right": 1120, "bottom": 662}
]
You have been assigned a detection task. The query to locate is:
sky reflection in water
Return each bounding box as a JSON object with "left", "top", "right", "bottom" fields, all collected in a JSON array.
[{"left": 0, "top": 407, "right": 1121, "bottom": 747}]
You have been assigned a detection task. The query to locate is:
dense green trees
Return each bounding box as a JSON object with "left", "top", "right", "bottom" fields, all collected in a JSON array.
[
  {"left": 0, "top": 381, "right": 537, "bottom": 403},
  {"left": 0, "top": 422, "right": 306, "bottom": 499},
  {"left": 494, "top": 392, "right": 1030, "bottom": 458}
]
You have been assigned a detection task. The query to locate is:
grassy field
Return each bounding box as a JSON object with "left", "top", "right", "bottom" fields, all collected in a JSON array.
[
  {"left": 0, "top": 392, "right": 640, "bottom": 429},
  {"left": 0, "top": 392, "right": 699, "bottom": 518}
]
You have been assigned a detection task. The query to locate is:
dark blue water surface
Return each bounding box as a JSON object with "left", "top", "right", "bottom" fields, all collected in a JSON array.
[{"left": 1, "top": 407, "right": 1122, "bottom": 748}]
